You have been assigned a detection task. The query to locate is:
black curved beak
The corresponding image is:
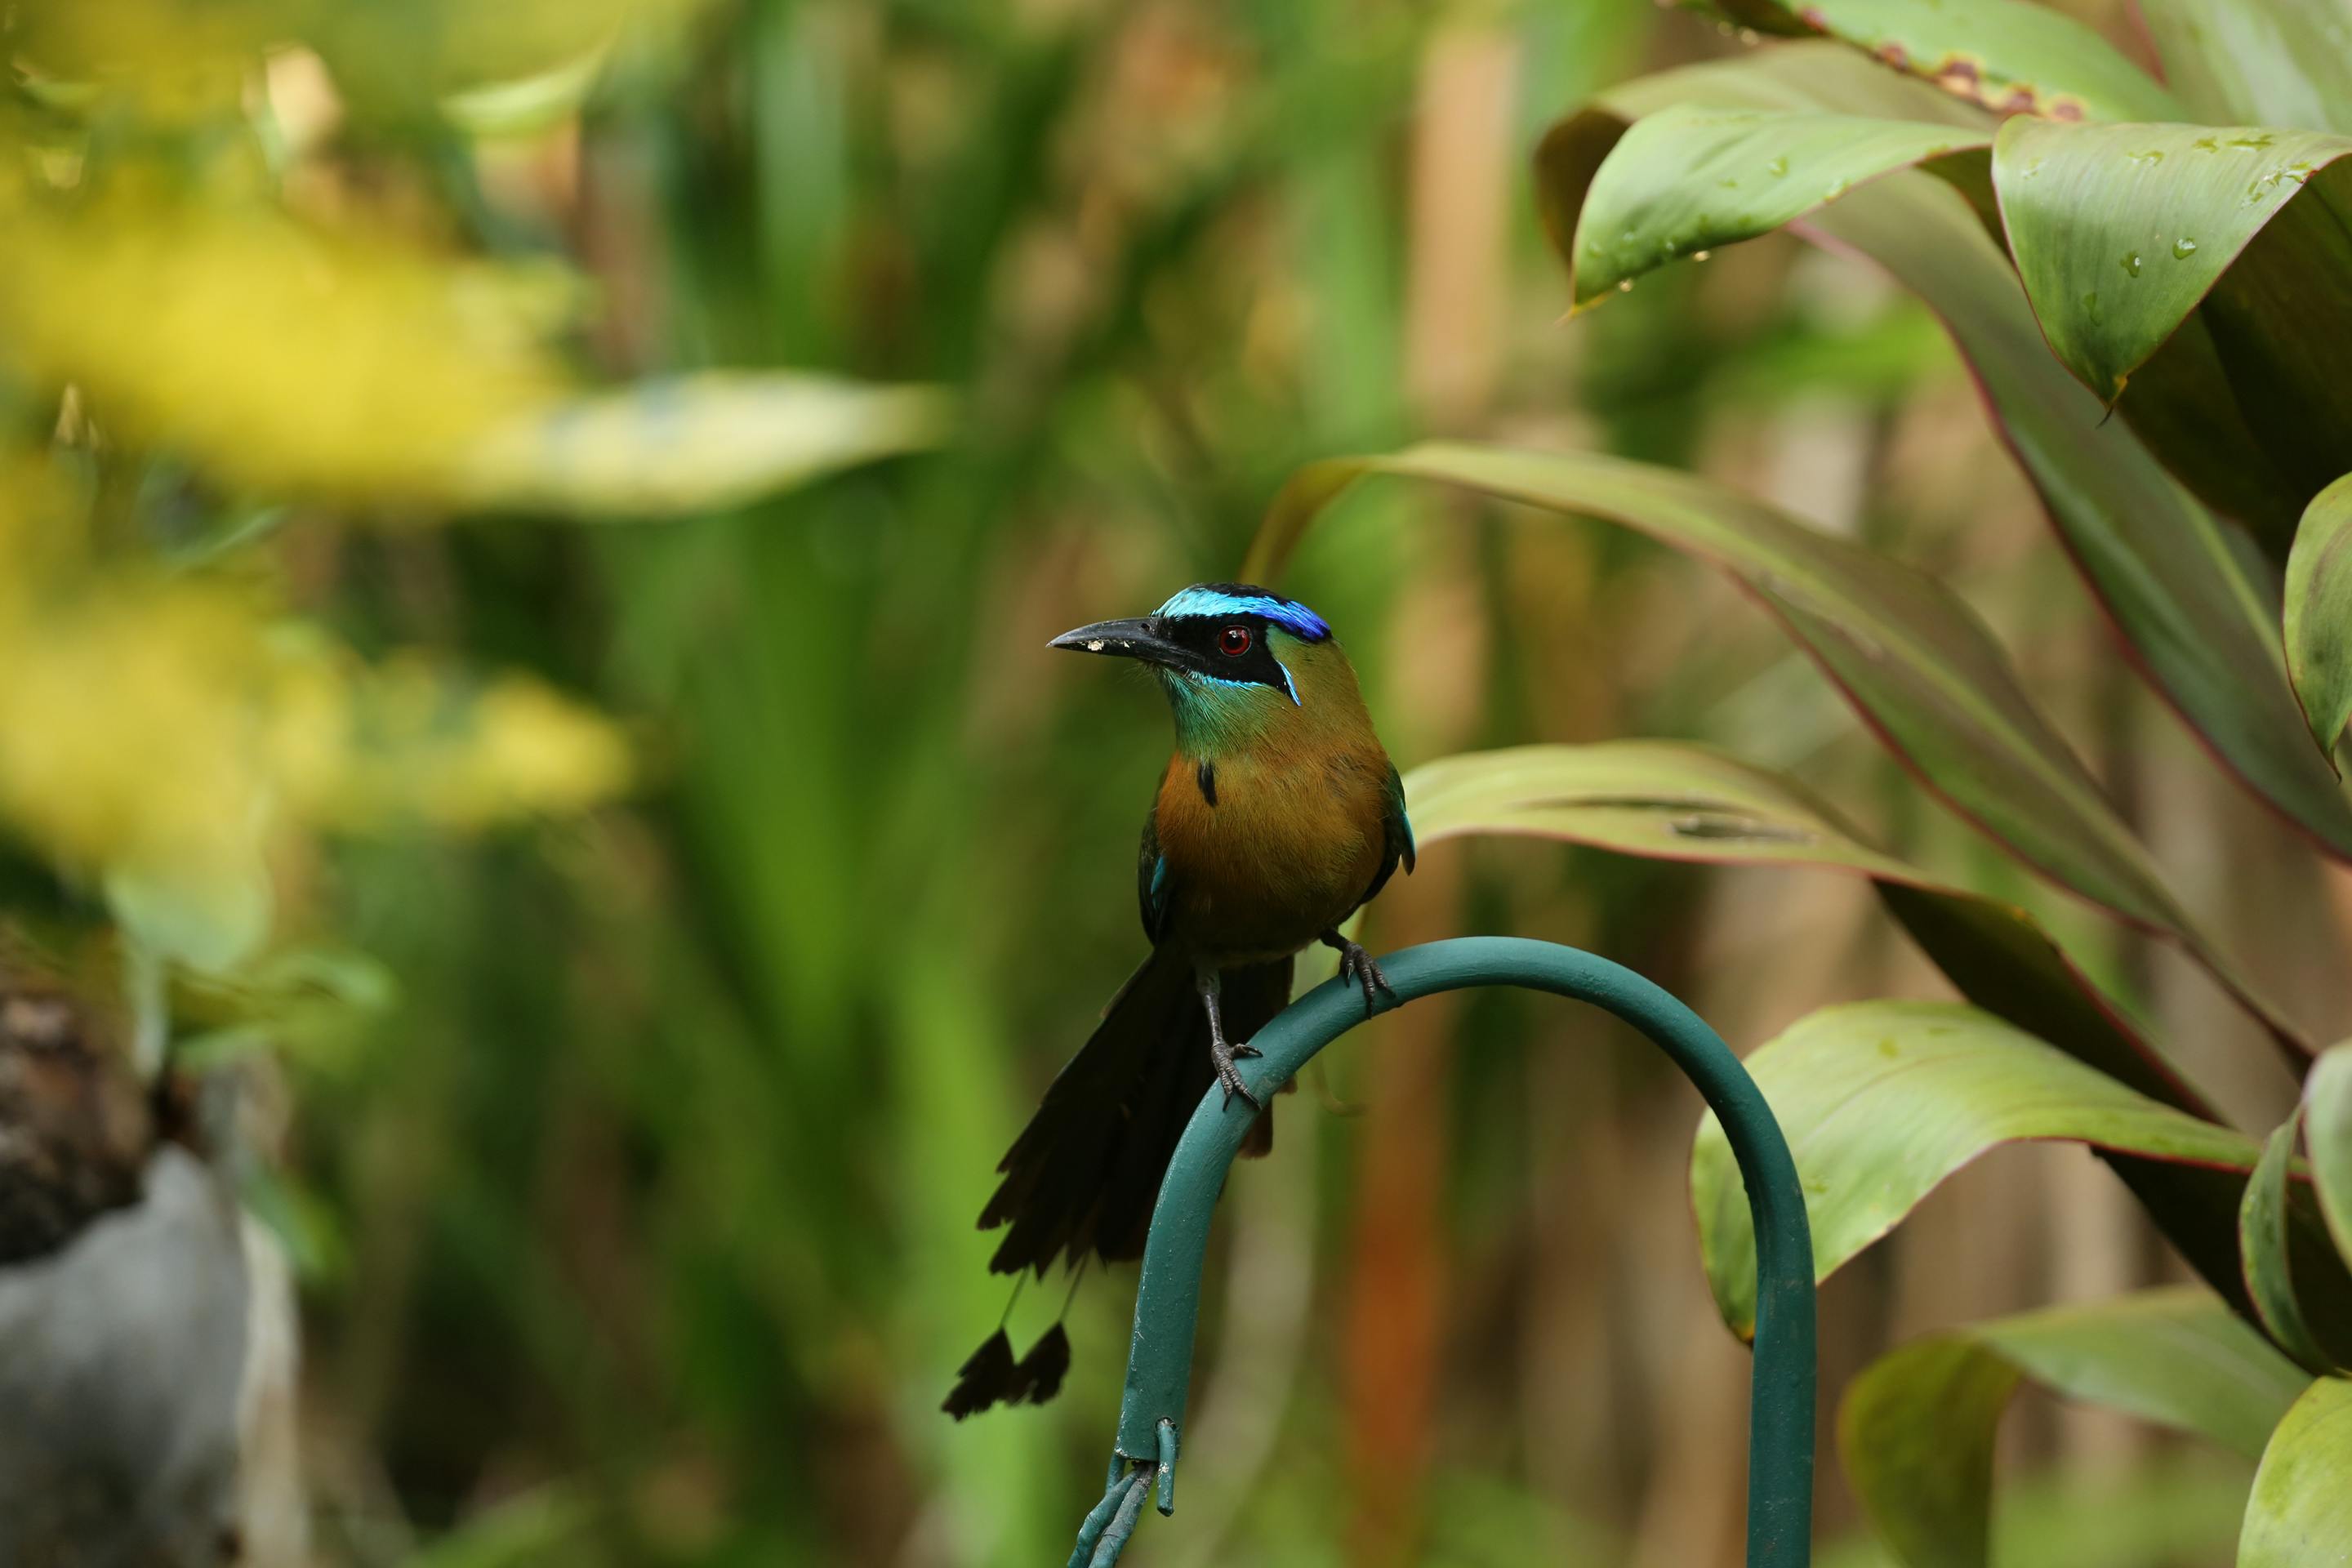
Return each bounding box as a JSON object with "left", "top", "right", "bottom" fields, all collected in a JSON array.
[{"left": 1049, "top": 617, "right": 1190, "bottom": 670}]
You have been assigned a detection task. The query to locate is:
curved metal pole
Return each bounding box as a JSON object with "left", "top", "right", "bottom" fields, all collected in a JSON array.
[{"left": 1067, "top": 937, "right": 1815, "bottom": 1568}]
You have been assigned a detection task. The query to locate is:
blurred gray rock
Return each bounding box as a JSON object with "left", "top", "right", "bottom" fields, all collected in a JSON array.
[{"left": 0, "top": 1146, "right": 250, "bottom": 1568}]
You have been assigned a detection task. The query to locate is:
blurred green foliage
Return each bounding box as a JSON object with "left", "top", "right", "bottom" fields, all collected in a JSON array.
[{"left": 0, "top": 0, "right": 2293, "bottom": 1564}]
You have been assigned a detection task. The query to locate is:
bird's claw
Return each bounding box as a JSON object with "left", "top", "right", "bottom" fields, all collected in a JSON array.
[
  {"left": 1335, "top": 939, "right": 1397, "bottom": 1016},
  {"left": 1210, "top": 1038, "right": 1263, "bottom": 1111}
]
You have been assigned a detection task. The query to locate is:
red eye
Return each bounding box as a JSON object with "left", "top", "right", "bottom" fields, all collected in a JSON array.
[{"left": 1218, "top": 626, "right": 1251, "bottom": 657}]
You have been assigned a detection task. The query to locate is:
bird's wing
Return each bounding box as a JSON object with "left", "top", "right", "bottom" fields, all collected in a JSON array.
[
  {"left": 1137, "top": 812, "right": 1175, "bottom": 943},
  {"left": 1390, "top": 762, "right": 1418, "bottom": 873},
  {"left": 1355, "top": 760, "right": 1417, "bottom": 911}
]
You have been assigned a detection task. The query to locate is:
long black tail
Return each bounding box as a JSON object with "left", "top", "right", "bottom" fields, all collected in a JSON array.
[
  {"left": 945, "top": 947, "right": 1290, "bottom": 1418},
  {"left": 981, "top": 947, "right": 1291, "bottom": 1273}
]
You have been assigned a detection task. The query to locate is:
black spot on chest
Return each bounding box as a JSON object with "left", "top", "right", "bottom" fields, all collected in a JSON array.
[{"left": 1196, "top": 759, "right": 1218, "bottom": 807}]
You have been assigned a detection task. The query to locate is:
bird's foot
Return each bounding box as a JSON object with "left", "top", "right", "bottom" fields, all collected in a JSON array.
[
  {"left": 1196, "top": 967, "right": 1263, "bottom": 1112},
  {"left": 1330, "top": 936, "right": 1397, "bottom": 1017},
  {"left": 1209, "top": 1033, "right": 1263, "bottom": 1111}
]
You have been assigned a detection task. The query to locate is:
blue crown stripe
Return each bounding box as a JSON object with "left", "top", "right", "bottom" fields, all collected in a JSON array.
[{"left": 1155, "top": 586, "right": 1331, "bottom": 643}]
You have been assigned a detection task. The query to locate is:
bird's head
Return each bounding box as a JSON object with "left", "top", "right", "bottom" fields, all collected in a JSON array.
[{"left": 1051, "top": 582, "right": 1362, "bottom": 751}]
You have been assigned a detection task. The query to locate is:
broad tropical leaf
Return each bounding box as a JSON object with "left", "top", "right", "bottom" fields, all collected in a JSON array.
[
  {"left": 2239, "top": 1377, "right": 2352, "bottom": 1567},
  {"left": 1802, "top": 179, "right": 2352, "bottom": 879},
  {"left": 1561, "top": 43, "right": 2323, "bottom": 552},
  {"left": 1993, "top": 122, "right": 2352, "bottom": 438},
  {"left": 1256, "top": 442, "right": 2315, "bottom": 1057},
  {"left": 2139, "top": 0, "right": 2352, "bottom": 135},
  {"left": 1842, "top": 1289, "right": 2309, "bottom": 1568},
  {"left": 1261, "top": 448, "right": 2180, "bottom": 928},
  {"left": 1402, "top": 741, "right": 2211, "bottom": 1113},
  {"left": 2241, "top": 1107, "right": 2337, "bottom": 1373},
  {"left": 2286, "top": 474, "right": 2352, "bottom": 755},
  {"left": 2308, "top": 1045, "right": 2352, "bottom": 1268},
  {"left": 1535, "top": 47, "right": 1986, "bottom": 268},
  {"left": 1537, "top": 45, "right": 2352, "bottom": 939},
  {"left": 1545, "top": 51, "right": 2352, "bottom": 864},
  {"left": 1701, "top": 0, "right": 2180, "bottom": 122},
  {"left": 1689, "top": 1000, "right": 2352, "bottom": 1362},
  {"left": 1567, "top": 106, "right": 1990, "bottom": 307}
]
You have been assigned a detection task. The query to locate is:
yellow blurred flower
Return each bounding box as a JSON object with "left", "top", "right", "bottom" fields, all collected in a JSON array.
[
  {"left": 0, "top": 195, "right": 569, "bottom": 502},
  {"left": 0, "top": 193, "right": 948, "bottom": 517},
  {"left": 8, "top": 0, "right": 715, "bottom": 103},
  {"left": 0, "top": 579, "right": 275, "bottom": 878},
  {"left": 0, "top": 467, "right": 631, "bottom": 969},
  {"left": 300, "top": 660, "right": 634, "bottom": 831}
]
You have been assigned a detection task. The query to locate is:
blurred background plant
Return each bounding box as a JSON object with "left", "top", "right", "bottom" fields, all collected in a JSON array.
[{"left": 0, "top": 0, "right": 2345, "bottom": 1565}]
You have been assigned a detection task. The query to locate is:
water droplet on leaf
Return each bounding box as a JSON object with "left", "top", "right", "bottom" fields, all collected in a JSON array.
[
  {"left": 2172, "top": 237, "right": 2198, "bottom": 258},
  {"left": 2121, "top": 252, "right": 2141, "bottom": 277},
  {"left": 1766, "top": 157, "right": 1788, "bottom": 177}
]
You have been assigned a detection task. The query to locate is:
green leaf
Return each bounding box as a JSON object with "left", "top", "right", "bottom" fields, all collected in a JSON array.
[
  {"left": 1533, "top": 46, "right": 1986, "bottom": 265},
  {"left": 1536, "top": 43, "right": 2352, "bottom": 994},
  {"left": 2243, "top": 1107, "right": 2338, "bottom": 1373},
  {"left": 2139, "top": 0, "right": 2352, "bottom": 134},
  {"left": 1414, "top": 745, "right": 2352, "bottom": 1359},
  {"left": 1703, "top": 0, "right": 2180, "bottom": 121},
  {"left": 2286, "top": 474, "right": 2352, "bottom": 754},
  {"left": 1842, "top": 1289, "right": 2310, "bottom": 1568},
  {"left": 2306, "top": 1045, "right": 2352, "bottom": 1268},
  {"left": 1407, "top": 738, "right": 1921, "bottom": 880},
  {"left": 1403, "top": 741, "right": 2212, "bottom": 1114},
  {"left": 104, "top": 842, "right": 274, "bottom": 978},
  {"left": 1257, "top": 442, "right": 2318, "bottom": 1059},
  {"left": 458, "top": 373, "right": 953, "bottom": 515},
  {"left": 1567, "top": 105, "right": 1991, "bottom": 307},
  {"left": 2239, "top": 1377, "right": 2352, "bottom": 1567},
  {"left": 2056, "top": 136, "right": 2352, "bottom": 542},
  {"left": 1261, "top": 446, "right": 2188, "bottom": 933},
  {"left": 1804, "top": 172, "right": 2352, "bottom": 885},
  {"left": 1690, "top": 1000, "right": 2261, "bottom": 1339},
  {"left": 1548, "top": 42, "right": 2323, "bottom": 551},
  {"left": 1993, "top": 119, "right": 2352, "bottom": 403}
]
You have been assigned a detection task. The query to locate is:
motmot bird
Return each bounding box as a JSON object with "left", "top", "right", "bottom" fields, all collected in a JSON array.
[{"left": 944, "top": 583, "right": 1413, "bottom": 1418}]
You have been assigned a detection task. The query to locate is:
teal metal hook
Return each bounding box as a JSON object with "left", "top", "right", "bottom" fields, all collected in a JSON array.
[{"left": 1064, "top": 936, "right": 1817, "bottom": 1568}]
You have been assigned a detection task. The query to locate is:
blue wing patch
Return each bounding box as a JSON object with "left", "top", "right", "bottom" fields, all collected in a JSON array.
[
  {"left": 1356, "top": 764, "right": 1417, "bottom": 911},
  {"left": 1138, "top": 814, "right": 1176, "bottom": 943},
  {"left": 1143, "top": 853, "right": 1174, "bottom": 941}
]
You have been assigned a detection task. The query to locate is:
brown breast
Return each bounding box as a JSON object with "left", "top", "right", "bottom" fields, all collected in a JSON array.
[{"left": 1152, "top": 742, "right": 1388, "bottom": 966}]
